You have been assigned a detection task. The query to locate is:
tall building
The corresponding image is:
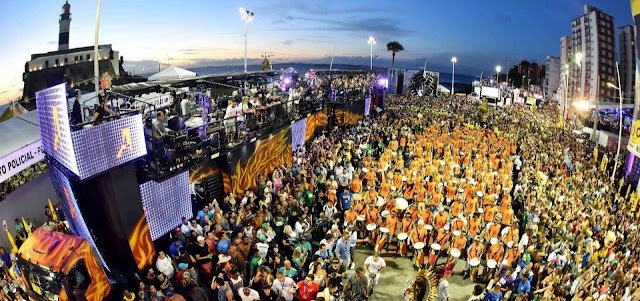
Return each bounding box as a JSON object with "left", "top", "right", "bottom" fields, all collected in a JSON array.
[
  {"left": 559, "top": 36, "right": 573, "bottom": 105},
  {"left": 544, "top": 56, "right": 561, "bottom": 100},
  {"left": 570, "top": 5, "right": 616, "bottom": 102},
  {"left": 619, "top": 25, "right": 636, "bottom": 102}
]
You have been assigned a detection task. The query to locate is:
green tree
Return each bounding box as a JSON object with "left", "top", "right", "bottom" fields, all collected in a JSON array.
[{"left": 386, "top": 41, "right": 405, "bottom": 69}]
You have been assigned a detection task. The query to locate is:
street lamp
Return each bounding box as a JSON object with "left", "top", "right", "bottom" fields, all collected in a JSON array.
[
  {"left": 367, "top": 36, "right": 376, "bottom": 70},
  {"left": 607, "top": 61, "right": 623, "bottom": 183},
  {"left": 451, "top": 57, "right": 457, "bottom": 95},
  {"left": 93, "top": 0, "right": 102, "bottom": 96},
  {"left": 495, "top": 65, "right": 502, "bottom": 83},
  {"left": 239, "top": 7, "right": 254, "bottom": 73}
]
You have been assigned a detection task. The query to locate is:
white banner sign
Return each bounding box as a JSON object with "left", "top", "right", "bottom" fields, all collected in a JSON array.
[
  {"left": 628, "top": 141, "right": 640, "bottom": 158},
  {"left": 0, "top": 140, "right": 45, "bottom": 183}
]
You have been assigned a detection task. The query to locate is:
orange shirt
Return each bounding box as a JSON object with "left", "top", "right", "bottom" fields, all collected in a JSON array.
[
  {"left": 451, "top": 218, "right": 465, "bottom": 233},
  {"left": 467, "top": 242, "right": 484, "bottom": 259},
  {"left": 350, "top": 178, "right": 363, "bottom": 193},
  {"left": 468, "top": 217, "right": 482, "bottom": 237},
  {"left": 411, "top": 227, "right": 427, "bottom": 243},
  {"left": 416, "top": 187, "right": 427, "bottom": 202},
  {"left": 401, "top": 218, "right": 413, "bottom": 234},
  {"left": 421, "top": 210, "right": 434, "bottom": 225},
  {"left": 390, "top": 140, "right": 398, "bottom": 151},
  {"left": 367, "top": 207, "right": 380, "bottom": 224},
  {"left": 451, "top": 235, "right": 467, "bottom": 250},
  {"left": 432, "top": 192, "right": 443, "bottom": 207},
  {"left": 379, "top": 182, "right": 391, "bottom": 198},
  {"left": 435, "top": 229, "right": 450, "bottom": 246},
  {"left": 465, "top": 197, "right": 478, "bottom": 214},
  {"left": 501, "top": 209, "right": 514, "bottom": 226},
  {"left": 403, "top": 185, "right": 415, "bottom": 199},
  {"left": 504, "top": 248, "right": 520, "bottom": 266},
  {"left": 345, "top": 210, "right": 357, "bottom": 223},
  {"left": 434, "top": 212, "right": 448, "bottom": 230},
  {"left": 487, "top": 223, "right": 501, "bottom": 239},
  {"left": 393, "top": 173, "right": 403, "bottom": 189},
  {"left": 486, "top": 244, "right": 504, "bottom": 262},
  {"left": 483, "top": 205, "right": 497, "bottom": 222},
  {"left": 427, "top": 181, "right": 436, "bottom": 193},
  {"left": 451, "top": 201, "right": 463, "bottom": 217},
  {"left": 385, "top": 216, "right": 398, "bottom": 234}
]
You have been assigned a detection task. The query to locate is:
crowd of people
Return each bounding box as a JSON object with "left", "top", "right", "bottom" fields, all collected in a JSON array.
[
  {"left": 135, "top": 93, "right": 640, "bottom": 301},
  {"left": 0, "top": 161, "right": 47, "bottom": 201},
  {"left": 1, "top": 87, "right": 637, "bottom": 301}
]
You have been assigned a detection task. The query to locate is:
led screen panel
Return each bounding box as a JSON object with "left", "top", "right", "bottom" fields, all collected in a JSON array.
[
  {"left": 36, "top": 84, "right": 79, "bottom": 175},
  {"left": 71, "top": 114, "right": 147, "bottom": 179},
  {"left": 139, "top": 171, "right": 192, "bottom": 240},
  {"left": 49, "top": 164, "right": 109, "bottom": 269},
  {"left": 364, "top": 97, "right": 371, "bottom": 116},
  {"left": 291, "top": 118, "right": 307, "bottom": 152}
]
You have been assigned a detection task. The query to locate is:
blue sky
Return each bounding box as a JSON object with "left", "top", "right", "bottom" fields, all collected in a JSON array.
[{"left": 0, "top": 0, "right": 632, "bottom": 103}]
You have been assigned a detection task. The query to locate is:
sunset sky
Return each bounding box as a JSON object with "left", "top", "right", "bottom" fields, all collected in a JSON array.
[{"left": 0, "top": 0, "right": 632, "bottom": 104}]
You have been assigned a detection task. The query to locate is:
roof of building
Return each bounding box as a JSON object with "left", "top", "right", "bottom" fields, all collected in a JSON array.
[
  {"left": 30, "top": 44, "right": 113, "bottom": 60},
  {"left": 0, "top": 110, "right": 40, "bottom": 158}
]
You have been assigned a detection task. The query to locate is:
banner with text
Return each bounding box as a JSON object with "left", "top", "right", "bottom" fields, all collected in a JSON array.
[
  {"left": 628, "top": 120, "right": 640, "bottom": 157},
  {"left": 0, "top": 140, "right": 45, "bottom": 183}
]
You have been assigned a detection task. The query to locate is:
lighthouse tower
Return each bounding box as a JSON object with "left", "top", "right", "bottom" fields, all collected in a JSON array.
[{"left": 58, "top": 1, "right": 71, "bottom": 51}]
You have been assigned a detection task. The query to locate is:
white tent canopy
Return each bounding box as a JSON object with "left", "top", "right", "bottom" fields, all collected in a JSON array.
[
  {"left": 148, "top": 66, "right": 196, "bottom": 81},
  {"left": 437, "top": 84, "right": 450, "bottom": 94}
]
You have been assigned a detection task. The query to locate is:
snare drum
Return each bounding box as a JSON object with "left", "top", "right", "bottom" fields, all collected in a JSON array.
[
  {"left": 428, "top": 243, "right": 441, "bottom": 266},
  {"left": 398, "top": 232, "right": 408, "bottom": 256},
  {"left": 366, "top": 223, "right": 377, "bottom": 231},
  {"left": 413, "top": 242, "right": 425, "bottom": 267},
  {"left": 357, "top": 215, "right": 366, "bottom": 222},
  {"left": 395, "top": 198, "right": 408, "bottom": 211},
  {"left": 381, "top": 210, "right": 390, "bottom": 218},
  {"left": 450, "top": 248, "right": 461, "bottom": 258},
  {"left": 487, "top": 259, "right": 498, "bottom": 269},
  {"left": 469, "top": 258, "right": 481, "bottom": 267},
  {"left": 379, "top": 227, "right": 390, "bottom": 234},
  {"left": 362, "top": 167, "right": 369, "bottom": 173},
  {"left": 376, "top": 196, "right": 386, "bottom": 207}
]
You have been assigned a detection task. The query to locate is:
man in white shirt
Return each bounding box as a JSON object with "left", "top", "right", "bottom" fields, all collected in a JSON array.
[
  {"left": 180, "top": 217, "right": 191, "bottom": 236},
  {"left": 272, "top": 271, "right": 297, "bottom": 301},
  {"left": 224, "top": 101, "right": 239, "bottom": 143},
  {"left": 180, "top": 97, "right": 192, "bottom": 118},
  {"left": 364, "top": 252, "right": 386, "bottom": 289},
  {"left": 256, "top": 236, "right": 270, "bottom": 259},
  {"left": 189, "top": 219, "right": 203, "bottom": 236},
  {"left": 238, "top": 287, "right": 260, "bottom": 301},
  {"left": 155, "top": 250, "right": 175, "bottom": 279}
]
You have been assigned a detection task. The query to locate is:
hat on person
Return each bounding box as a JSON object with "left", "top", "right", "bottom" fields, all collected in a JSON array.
[
  {"left": 197, "top": 236, "right": 205, "bottom": 242},
  {"left": 507, "top": 241, "right": 514, "bottom": 248},
  {"left": 331, "top": 258, "right": 340, "bottom": 264},
  {"left": 165, "top": 287, "right": 175, "bottom": 297},
  {"left": 178, "top": 263, "right": 189, "bottom": 270},
  {"left": 218, "top": 254, "right": 231, "bottom": 264}
]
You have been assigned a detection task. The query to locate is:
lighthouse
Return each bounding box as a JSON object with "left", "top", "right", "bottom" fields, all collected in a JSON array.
[{"left": 59, "top": 1, "right": 71, "bottom": 50}]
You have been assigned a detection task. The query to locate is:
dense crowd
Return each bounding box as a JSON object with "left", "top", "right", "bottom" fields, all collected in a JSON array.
[
  {"left": 136, "top": 93, "right": 639, "bottom": 301},
  {"left": 0, "top": 162, "right": 47, "bottom": 201}
]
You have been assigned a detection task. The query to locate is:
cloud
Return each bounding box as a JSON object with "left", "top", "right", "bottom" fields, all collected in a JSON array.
[
  {"left": 46, "top": 40, "right": 57, "bottom": 45},
  {"left": 272, "top": 19, "right": 285, "bottom": 24},
  {"left": 276, "top": 16, "right": 414, "bottom": 37},
  {"left": 282, "top": 40, "right": 294, "bottom": 45}
]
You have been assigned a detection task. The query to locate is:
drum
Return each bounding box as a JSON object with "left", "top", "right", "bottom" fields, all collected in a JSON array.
[
  {"left": 469, "top": 258, "right": 481, "bottom": 267},
  {"left": 413, "top": 242, "right": 425, "bottom": 267},
  {"left": 366, "top": 223, "right": 377, "bottom": 231},
  {"left": 395, "top": 198, "right": 408, "bottom": 210},
  {"left": 425, "top": 224, "right": 433, "bottom": 231},
  {"left": 357, "top": 215, "right": 366, "bottom": 222},
  {"left": 379, "top": 227, "right": 389, "bottom": 234},
  {"left": 428, "top": 243, "right": 441, "bottom": 266},
  {"left": 450, "top": 248, "right": 461, "bottom": 258},
  {"left": 381, "top": 210, "right": 390, "bottom": 218},
  {"left": 397, "top": 233, "right": 408, "bottom": 241},
  {"left": 487, "top": 259, "right": 498, "bottom": 269},
  {"left": 353, "top": 193, "right": 363, "bottom": 201},
  {"left": 402, "top": 176, "right": 408, "bottom": 182},
  {"left": 376, "top": 196, "right": 386, "bottom": 207},
  {"left": 362, "top": 167, "right": 369, "bottom": 173}
]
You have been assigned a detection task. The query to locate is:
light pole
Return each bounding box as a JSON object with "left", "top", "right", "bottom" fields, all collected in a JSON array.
[
  {"left": 451, "top": 57, "right": 457, "bottom": 96},
  {"left": 607, "top": 61, "right": 623, "bottom": 183},
  {"left": 368, "top": 36, "right": 376, "bottom": 70},
  {"left": 575, "top": 52, "right": 583, "bottom": 99},
  {"left": 496, "top": 65, "right": 502, "bottom": 104},
  {"left": 239, "top": 8, "right": 254, "bottom": 73},
  {"left": 93, "top": 0, "right": 102, "bottom": 96}
]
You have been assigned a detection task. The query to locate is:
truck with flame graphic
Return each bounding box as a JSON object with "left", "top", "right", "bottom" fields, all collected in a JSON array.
[{"left": 16, "top": 228, "right": 111, "bottom": 301}]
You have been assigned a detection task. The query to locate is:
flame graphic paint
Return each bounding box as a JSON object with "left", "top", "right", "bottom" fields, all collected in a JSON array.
[
  {"left": 19, "top": 228, "right": 110, "bottom": 301},
  {"left": 335, "top": 108, "right": 363, "bottom": 126},
  {"left": 231, "top": 127, "right": 292, "bottom": 197},
  {"left": 116, "top": 127, "right": 132, "bottom": 159},
  {"left": 305, "top": 110, "right": 328, "bottom": 142},
  {"left": 190, "top": 164, "right": 232, "bottom": 194},
  {"left": 62, "top": 186, "right": 77, "bottom": 220},
  {"left": 53, "top": 106, "right": 62, "bottom": 151},
  {"left": 128, "top": 215, "right": 156, "bottom": 271}
]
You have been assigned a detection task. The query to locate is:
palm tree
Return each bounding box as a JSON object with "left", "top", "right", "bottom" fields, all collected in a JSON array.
[{"left": 386, "top": 41, "right": 405, "bottom": 69}]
